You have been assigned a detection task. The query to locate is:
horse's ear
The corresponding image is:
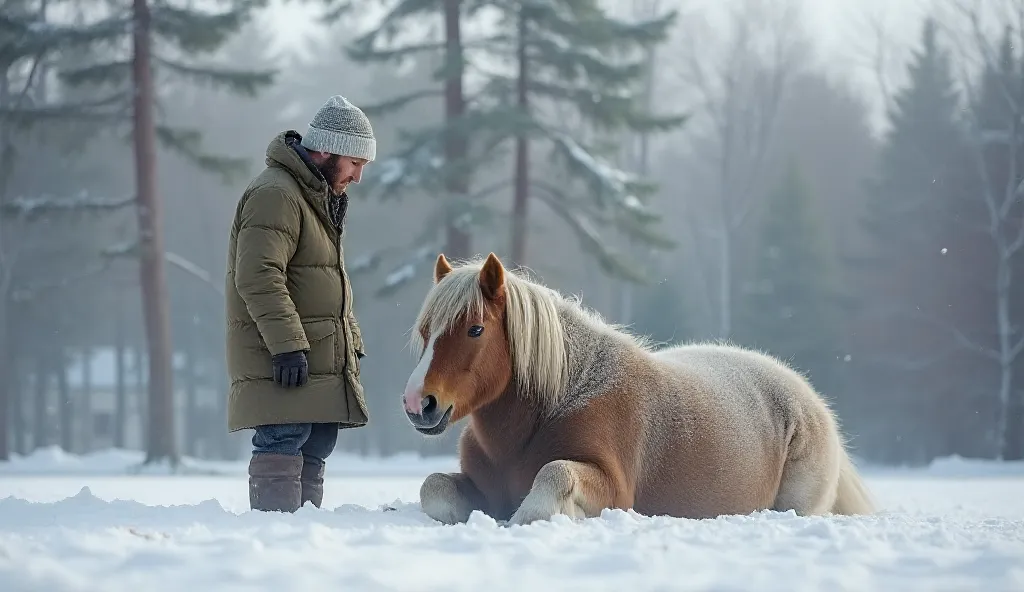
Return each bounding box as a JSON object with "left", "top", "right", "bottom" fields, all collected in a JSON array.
[
  {"left": 479, "top": 252, "right": 505, "bottom": 301},
  {"left": 434, "top": 253, "right": 453, "bottom": 283}
]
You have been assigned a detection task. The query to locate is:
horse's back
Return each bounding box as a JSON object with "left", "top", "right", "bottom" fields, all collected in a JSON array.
[
  {"left": 631, "top": 342, "right": 837, "bottom": 517},
  {"left": 651, "top": 341, "right": 828, "bottom": 421}
]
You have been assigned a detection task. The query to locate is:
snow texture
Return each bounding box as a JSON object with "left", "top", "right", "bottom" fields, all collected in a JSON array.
[{"left": 0, "top": 450, "right": 1022, "bottom": 591}]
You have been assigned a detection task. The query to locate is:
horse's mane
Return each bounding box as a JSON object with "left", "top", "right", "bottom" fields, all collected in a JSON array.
[{"left": 410, "top": 257, "right": 652, "bottom": 410}]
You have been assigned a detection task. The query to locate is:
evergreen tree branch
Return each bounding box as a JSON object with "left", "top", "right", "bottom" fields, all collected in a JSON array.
[
  {"left": 549, "top": 133, "right": 658, "bottom": 214},
  {"left": 0, "top": 13, "right": 130, "bottom": 63},
  {"left": 153, "top": 55, "right": 275, "bottom": 97},
  {"left": 0, "top": 92, "right": 129, "bottom": 124},
  {"left": 531, "top": 178, "right": 675, "bottom": 250},
  {"left": 532, "top": 185, "right": 650, "bottom": 284},
  {"left": 155, "top": 125, "right": 251, "bottom": 183},
  {"left": 150, "top": 2, "right": 255, "bottom": 54},
  {"left": 520, "top": 77, "right": 685, "bottom": 131},
  {"left": 526, "top": 0, "right": 676, "bottom": 50},
  {"left": 56, "top": 59, "right": 132, "bottom": 88},
  {"left": 348, "top": 38, "right": 448, "bottom": 63},
  {"left": 347, "top": 0, "right": 445, "bottom": 57},
  {"left": 525, "top": 28, "right": 646, "bottom": 84},
  {"left": 360, "top": 88, "right": 444, "bottom": 117}
]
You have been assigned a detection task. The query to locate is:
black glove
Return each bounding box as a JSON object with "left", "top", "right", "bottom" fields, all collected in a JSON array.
[{"left": 272, "top": 350, "right": 308, "bottom": 388}]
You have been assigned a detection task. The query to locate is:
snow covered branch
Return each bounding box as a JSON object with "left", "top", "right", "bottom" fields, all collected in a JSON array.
[
  {"left": 374, "top": 242, "right": 443, "bottom": 297},
  {"left": 1, "top": 193, "right": 135, "bottom": 221},
  {"left": 101, "top": 240, "right": 225, "bottom": 296},
  {"left": 531, "top": 182, "right": 650, "bottom": 284},
  {"left": 549, "top": 133, "right": 656, "bottom": 219}
]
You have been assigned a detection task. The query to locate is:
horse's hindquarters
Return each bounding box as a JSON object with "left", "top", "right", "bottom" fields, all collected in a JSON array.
[{"left": 632, "top": 349, "right": 814, "bottom": 518}]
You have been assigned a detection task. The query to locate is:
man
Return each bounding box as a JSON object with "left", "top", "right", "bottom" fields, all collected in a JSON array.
[{"left": 224, "top": 95, "right": 374, "bottom": 512}]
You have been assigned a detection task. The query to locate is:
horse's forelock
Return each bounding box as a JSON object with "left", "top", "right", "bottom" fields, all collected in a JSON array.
[
  {"left": 410, "top": 265, "right": 487, "bottom": 355},
  {"left": 408, "top": 259, "right": 570, "bottom": 410}
]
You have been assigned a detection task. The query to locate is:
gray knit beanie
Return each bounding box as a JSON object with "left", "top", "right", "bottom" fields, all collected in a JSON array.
[{"left": 300, "top": 95, "right": 376, "bottom": 161}]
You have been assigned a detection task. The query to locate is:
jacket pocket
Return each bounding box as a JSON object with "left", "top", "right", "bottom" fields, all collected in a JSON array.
[{"left": 302, "top": 318, "right": 339, "bottom": 375}]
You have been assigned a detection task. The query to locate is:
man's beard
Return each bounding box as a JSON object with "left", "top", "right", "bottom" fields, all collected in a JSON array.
[{"left": 317, "top": 154, "right": 347, "bottom": 193}]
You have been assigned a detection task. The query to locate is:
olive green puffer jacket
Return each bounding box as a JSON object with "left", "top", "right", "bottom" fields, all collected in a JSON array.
[{"left": 224, "top": 130, "right": 368, "bottom": 432}]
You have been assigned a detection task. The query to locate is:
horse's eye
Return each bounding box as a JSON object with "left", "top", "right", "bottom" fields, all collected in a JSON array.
[{"left": 468, "top": 325, "right": 484, "bottom": 338}]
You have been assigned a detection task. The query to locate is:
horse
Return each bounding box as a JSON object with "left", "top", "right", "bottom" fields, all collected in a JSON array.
[{"left": 400, "top": 252, "right": 875, "bottom": 526}]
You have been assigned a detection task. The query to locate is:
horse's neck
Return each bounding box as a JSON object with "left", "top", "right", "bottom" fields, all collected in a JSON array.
[
  {"left": 470, "top": 382, "right": 545, "bottom": 460},
  {"left": 556, "top": 308, "right": 626, "bottom": 413},
  {"left": 467, "top": 308, "right": 632, "bottom": 460}
]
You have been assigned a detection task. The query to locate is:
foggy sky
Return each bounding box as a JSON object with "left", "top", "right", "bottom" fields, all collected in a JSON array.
[{"left": 256, "top": 0, "right": 930, "bottom": 135}]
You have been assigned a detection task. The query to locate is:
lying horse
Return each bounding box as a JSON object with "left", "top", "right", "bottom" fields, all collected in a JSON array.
[{"left": 401, "top": 252, "right": 874, "bottom": 526}]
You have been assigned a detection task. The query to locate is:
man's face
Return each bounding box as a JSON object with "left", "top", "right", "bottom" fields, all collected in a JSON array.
[{"left": 314, "top": 152, "right": 368, "bottom": 194}]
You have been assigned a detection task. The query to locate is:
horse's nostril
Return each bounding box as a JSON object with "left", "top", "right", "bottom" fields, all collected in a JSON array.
[{"left": 422, "top": 394, "right": 437, "bottom": 415}]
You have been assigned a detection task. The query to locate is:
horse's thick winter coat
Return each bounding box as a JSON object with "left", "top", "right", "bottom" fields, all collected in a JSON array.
[{"left": 403, "top": 253, "right": 873, "bottom": 525}]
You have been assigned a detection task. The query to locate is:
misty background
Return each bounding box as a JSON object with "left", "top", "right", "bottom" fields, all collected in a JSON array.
[{"left": 1, "top": 0, "right": 1021, "bottom": 468}]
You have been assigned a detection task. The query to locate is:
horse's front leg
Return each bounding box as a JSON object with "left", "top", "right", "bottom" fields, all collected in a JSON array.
[
  {"left": 419, "top": 471, "right": 487, "bottom": 524},
  {"left": 508, "top": 460, "right": 617, "bottom": 526}
]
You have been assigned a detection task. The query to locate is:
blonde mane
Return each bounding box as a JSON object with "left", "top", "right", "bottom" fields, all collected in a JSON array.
[{"left": 409, "top": 259, "right": 570, "bottom": 408}]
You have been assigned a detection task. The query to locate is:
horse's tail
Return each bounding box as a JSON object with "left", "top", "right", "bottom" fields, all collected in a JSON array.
[{"left": 831, "top": 448, "right": 874, "bottom": 515}]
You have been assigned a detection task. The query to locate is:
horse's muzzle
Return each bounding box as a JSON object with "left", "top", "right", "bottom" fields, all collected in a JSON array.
[{"left": 403, "top": 393, "right": 453, "bottom": 435}]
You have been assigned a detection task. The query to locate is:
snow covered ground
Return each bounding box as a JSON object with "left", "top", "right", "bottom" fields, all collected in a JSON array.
[{"left": 1, "top": 449, "right": 1022, "bottom": 591}]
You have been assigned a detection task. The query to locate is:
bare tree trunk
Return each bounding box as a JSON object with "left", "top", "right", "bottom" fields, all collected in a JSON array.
[
  {"left": 114, "top": 303, "right": 127, "bottom": 449},
  {"left": 0, "top": 301, "right": 8, "bottom": 460},
  {"left": 185, "top": 328, "right": 197, "bottom": 457},
  {"left": 131, "top": 0, "right": 177, "bottom": 466},
  {"left": 677, "top": 0, "right": 801, "bottom": 339},
  {"left": 11, "top": 346, "right": 25, "bottom": 455},
  {"left": 717, "top": 223, "right": 732, "bottom": 338},
  {"left": 57, "top": 355, "right": 72, "bottom": 453},
  {"left": 510, "top": 8, "right": 529, "bottom": 266},
  {"left": 1005, "top": 387, "right": 1024, "bottom": 460},
  {"left": 442, "top": 0, "right": 471, "bottom": 260},
  {"left": 33, "top": 356, "right": 48, "bottom": 449},
  {"left": 135, "top": 345, "right": 146, "bottom": 449},
  {"left": 81, "top": 348, "right": 93, "bottom": 451},
  {"left": 0, "top": 33, "right": 13, "bottom": 463},
  {"left": 991, "top": 199, "right": 1024, "bottom": 459}
]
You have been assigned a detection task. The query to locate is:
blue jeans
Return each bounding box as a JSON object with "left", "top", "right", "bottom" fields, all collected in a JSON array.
[{"left": 251, "top": 423, "right": 339, "bottom": 465}]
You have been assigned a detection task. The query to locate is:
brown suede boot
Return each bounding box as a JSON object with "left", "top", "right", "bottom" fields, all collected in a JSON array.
[
  {"left": 249, "top": 453, "right": 303, "bottom": 512},
  {"left": 300, "top": 457, "right": 325, "bottom": 508}
]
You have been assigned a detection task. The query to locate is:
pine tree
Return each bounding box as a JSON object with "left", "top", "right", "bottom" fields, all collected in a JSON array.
[
  {"left": 344, "top": 0, "right": 685, "bottom": 292},
  {"left": 3, "top": 0, "right": 275, "bottom": 466},
  {"left": 848, "top": 16, "right": 972, "bottom": 460},
  {"left": 850, "top": 17, "right": 966, "bottom": 368},
  {"left": 0, "top": 0, "right": 140, "bottom": 461},
  {"left": 342, "top": 0, "right": 483, "bottom": 297},
  {"left": 737, "top": 162, "right": 842, "bottom": 394},
  {"left": 497, "top": 1, "right": 685, "bottom": 281},
  {"left": 859, "top": 17, "right": 964, "bottom": 256}
]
